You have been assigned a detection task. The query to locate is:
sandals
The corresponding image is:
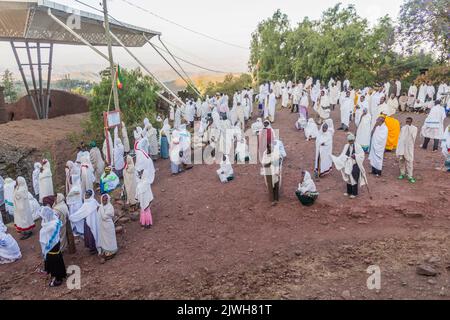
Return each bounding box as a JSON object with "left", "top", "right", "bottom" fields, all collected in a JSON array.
[
  {"left": 408, "top": 177, "right": 416, "bottom": 184},
  {"left": 49, "top": 278, "right": 63, "bottom": 287},
  {"left": 398, "top": 175, "right": 405, "bottom": 180}
]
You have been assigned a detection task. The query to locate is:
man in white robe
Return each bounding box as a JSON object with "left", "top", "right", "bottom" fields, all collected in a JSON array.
[
  {"left": 437, "top": 82, "right": 448, "bottom": 101},
  {"left": 396, "top": 117, "right": 418, "bottom": 183},
  {"left": 332, "top": 133, "right": 367, "bottom": 199},
  {"left": 426, "top": 82, "right": 435, "bottom": 101},
  {"left": 384, "top": 94, "right": 399, "bottom": 116},
  {"left": 314, "top": 122, "right": 333, "bottom": 178},
  {"left": 418, "top": 83, "right": 427, "bottom": 103},
  {"left": 314, "top": 90, "right": 331, "bottom": 122},
  {"left": 339, "top": 91, "right": 353, "bottom": 131},
  {"left": 354, "top": 95, "right": 369, "bottom": 127},
  {"left": 369, "top": 117, "right": 389, "bottom": 176},
  {"left": 395, "top": 79, "right": 402, "bottom": 97},
  {"left": 421, "top": 101, "right": 446, "bottom": 152},
  {"left": 281, "top": 86, "right": 289, "bottom": 108},
  {"left": 217, "top": 155, "right": 234, "bottom": 183},
  {"left": 267, "top": 89, "right": 277, "bottom": 123},
  {"left": 121, "top": 122, "right": 131, "bottom": 153},
  {"left": 330, "top": 84, "right": 339, "bottom": 110},
  {"left": 38, "top": 160, "right": 54, "bottom": 204},
  {"left": 355, "top": 109, "right": 372, "bottom": 152}
]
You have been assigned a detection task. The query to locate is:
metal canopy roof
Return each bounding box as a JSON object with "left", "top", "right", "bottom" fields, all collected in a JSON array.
[{"left": 0, "top": 0, "right": 161, "bottom": 46}]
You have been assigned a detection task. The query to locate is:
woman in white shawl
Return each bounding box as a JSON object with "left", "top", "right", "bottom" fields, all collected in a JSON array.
[
  {"left": 369, "top": 117, "right": 389, "bottom": 176},
  {"left": 0, "top": 226, "right": 22, "bottom": 264},
  {"left": 356, "top": 109, "right": 372, "bottom": 152},
  {"left": 4, "top": 178, "right": 16, "bottom": 217},
  {"left": 123, "top": 155, "right": 138, "bottom": 208},
  {"left": 39, "top": 207, "right": 66, "bottom": 287},
  {"left": 332, "top": 133, "right": 368, "bottom": 198},
  {"left": 442, "top": 125, "right": 450, "bottom": 172},
  {"left": 89, "top": 142, "right": 105, "bottom": 184},
  {"left": 136, "top": 169, "right": 154, "bottom": 229},
  {"left": 144, "top": 118, "right": 159, "bottom": 159},
  {"left": 217, "top": 154, "right": 234, "bottom": 183},
  {"left": 113, "top": 127, "right": 125, "bottom": 177},
  {"left": 32, "top": 162, "right": 41, "bottom": 198},
  {"left": 134, "top": 131, "right": 156, "bottom": 184},
  {"left": 311, "top": 80, "right": 321, "bottom": 104},
  {"left": 80, "top": 155, "right": 95, "bottom": 198},
  {"left": 314, "top": 122, "right": 334, "bottom": 178},
  {"left": 70, "top": 190, "right": 99, "bottom": 254},
  {"left": 66, "top": 174, "right": 83, "bottom": 235},
  {"left": 295, "top": 170, "right": 318, "bottom": 206},
  {"left": 53, "top": 194, "right": 75, "bottom": 254},
  {"left": 304, "top": 118, "right": 319, "bottom": 141},
  {"left": 13, "top": 177, "right": 35, "bottom": 239},
  {"left": 38, "top": 159, "right": 54, "bottom": 203},
  {"left": 121, "top": 122, "right": 131, "bottom": 153},
  {"left": 97, "top": 194, "right": 118, "bottom": 261}
]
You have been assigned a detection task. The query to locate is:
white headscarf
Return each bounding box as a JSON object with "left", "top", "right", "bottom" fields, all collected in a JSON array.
[
  {"left": 298, "top": 171, "right": 317, "bottom": 194},
  {"left": 0, "top": 228, "right": 22, "bottom": 262},
  {"left": 442, "top": 125, "right": 450, "bottom": 157},
  {"left": 39, "top": 207, "right": 61, "bottom": 257}
]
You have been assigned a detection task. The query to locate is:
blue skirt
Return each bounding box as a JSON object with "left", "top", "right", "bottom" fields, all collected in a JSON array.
[{"left": 161, "top": 136, "right": 169, "bottom": 159}]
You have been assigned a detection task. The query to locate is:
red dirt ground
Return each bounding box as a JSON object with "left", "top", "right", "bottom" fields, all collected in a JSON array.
[{"left": 1, "top": 105, "right": 449, "bottom": 300}]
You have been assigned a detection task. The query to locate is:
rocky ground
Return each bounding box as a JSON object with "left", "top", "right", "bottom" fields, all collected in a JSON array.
[{"left": 0, "top": 106, "right": 449, "bottom": 300}]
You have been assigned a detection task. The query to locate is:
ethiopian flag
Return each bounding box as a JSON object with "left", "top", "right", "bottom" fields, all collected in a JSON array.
[{"left": 116, "top": 65, "right": 124, "bottom": 90}]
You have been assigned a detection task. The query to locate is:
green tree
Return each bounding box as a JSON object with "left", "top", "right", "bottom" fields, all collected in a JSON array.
[
  {"left": 1, "top": 69, "right": 18, "bottom": 103},
  {"left": 203, "top": 74, "right": 253, "bottom": 100},
  {"left": 398, "top": 0, "right": 449, "bottom": 63},
  {"left": 249, "top": 4, "right": 441, "bottom": 89},
  {"left": 85, "top": 67, "right": 159, "bottom": 143},
  {"left": 249, "top": 9, "right": 291, "bottom": 83}
]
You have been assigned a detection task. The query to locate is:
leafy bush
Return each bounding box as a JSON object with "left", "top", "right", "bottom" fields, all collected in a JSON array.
[
  {"left": 84, "top": 67, "right": 159, "bottom": 144},
  {"left": 202, "top": 74, "right": 253, "bottom": 99}
]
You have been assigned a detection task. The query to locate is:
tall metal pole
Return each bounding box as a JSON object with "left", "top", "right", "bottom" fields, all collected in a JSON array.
[{"left": 102, "top": 0, "right": 120, "bottom": 112}]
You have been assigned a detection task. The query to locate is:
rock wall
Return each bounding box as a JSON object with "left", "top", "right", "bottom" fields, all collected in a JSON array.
[
  {"left": 0, "top": 142, "right": 35, "bottom": 186},
  {"left": 4, "top": 89, "right": 89, "bottom": 122}
]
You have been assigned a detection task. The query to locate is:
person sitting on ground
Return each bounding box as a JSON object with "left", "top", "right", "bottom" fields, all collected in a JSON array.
[
  {"left": 100, "top": 166, "right": 120, "bottom": 195},
  {"left": 0, "top": 220, "right": 22, "bottom": 264},
  {"left": 295, "top": 170, "right": 319, "bottom": 207},
  {"left": 217, "top": 154, "right": 234, "bottom": 183}
]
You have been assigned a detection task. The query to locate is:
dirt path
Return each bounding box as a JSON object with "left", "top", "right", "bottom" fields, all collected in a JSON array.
[{"left": 1, "top": 106, "right": 449, "bottom": 300}]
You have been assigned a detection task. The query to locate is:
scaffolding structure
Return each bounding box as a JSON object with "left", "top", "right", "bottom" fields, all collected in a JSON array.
[{"left": 0, "top": 0, "right": 177, "bottom": 119}]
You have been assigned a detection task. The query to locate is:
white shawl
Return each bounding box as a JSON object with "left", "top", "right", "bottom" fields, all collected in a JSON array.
[
  {"left": 13, "top": 177, "right": 34, "bottom": 230},
  {"left": 332, "top": 143, "right": 367, "bottom": 187},
  {"left": 39, "top": 207, "right": 61, "bottom": 257},
  {"left": 98, "top": 195, "right": 118, "bottom": 253},
  {"left": 369, "top": 123, "right": 388, "bottom": 170},
  {"left": 298, "top": 171, "right": 316, "bottom": 194}
]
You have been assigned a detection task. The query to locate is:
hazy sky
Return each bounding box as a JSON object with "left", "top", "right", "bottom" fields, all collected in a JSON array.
[{"left": 0, "top": 0, "right": 404, "bottom": 77}]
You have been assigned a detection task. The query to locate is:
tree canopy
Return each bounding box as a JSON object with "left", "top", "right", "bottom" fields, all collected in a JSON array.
[
  {"left": 84, "top": 67, "right": 159, "bottom": 142},
  {"left": 249, "top": 3, "right": 445, "bottom": 89}
]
